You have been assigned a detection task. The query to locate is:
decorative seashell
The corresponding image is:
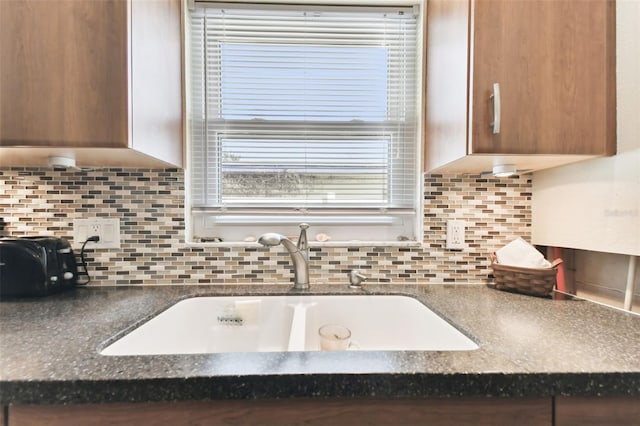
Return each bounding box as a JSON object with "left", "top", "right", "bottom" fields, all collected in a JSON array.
[
  {"left": 244, "top": 236, "right": 257, "bottom": 242},
  {"left": 315, "top": 233, "right": 331, "bottom": 242}
]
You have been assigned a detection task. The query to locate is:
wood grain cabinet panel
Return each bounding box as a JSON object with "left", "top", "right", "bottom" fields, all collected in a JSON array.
[
  {"left": 8, "top": 398, "right": 551, "bottom": 426},
  {"left": 555, "top": 396, "right": 640, "bottom": 426},
  {"left": 0, "top": 0, "right": 182, "bottom": 168},
  {"left": 424, "top": 0, "right": 615, "bottom": 173},
  {"left": 12, "top": 396, "right": 639, "bottom": 425},
  {"left": 0, "top": 0, "right": 128, "bottom": 148}
]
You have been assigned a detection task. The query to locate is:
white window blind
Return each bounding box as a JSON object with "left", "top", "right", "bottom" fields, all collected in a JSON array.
[{"left": 188, "top": 2, "right": 420, "bottom": 242}]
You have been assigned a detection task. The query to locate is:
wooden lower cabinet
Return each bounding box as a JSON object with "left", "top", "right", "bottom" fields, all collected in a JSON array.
[
  {"left": 8, "top": 398, "right": 550, "bottom": 426},
  {"left": 8, "top": 396, "right": 640, "bottom": 425},
  {"left": 555, "top": 396, "right": 640, "bottom": 426}
]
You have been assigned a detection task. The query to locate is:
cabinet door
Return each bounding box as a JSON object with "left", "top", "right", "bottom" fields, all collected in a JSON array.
[
  {"left": 8, "top": 398, "right": 551, "bottom": 426},
  {"left": 470, "top": 0, "right": 615, "bottom": 156},
  {"left": 0, "top": 0, "right": 128, "bottom": 147},
  {"left": 555, "top": 396, "right": 640, "bottom": 426}
]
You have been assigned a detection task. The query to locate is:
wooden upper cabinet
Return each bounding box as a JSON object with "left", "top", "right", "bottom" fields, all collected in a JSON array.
[
  {"left": 0, "top": 1, "right": 129, "bottom": 148},
  {"left": 424, "top": 0, "right": 616, "bottom": 173},
  {"left": 0, "top": 0, "right": 183, "bottom": 168}
]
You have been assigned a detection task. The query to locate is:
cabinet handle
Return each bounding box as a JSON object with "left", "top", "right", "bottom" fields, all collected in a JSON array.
[{"left": 490, "top": 83, "right": 501, "bottom": 134}]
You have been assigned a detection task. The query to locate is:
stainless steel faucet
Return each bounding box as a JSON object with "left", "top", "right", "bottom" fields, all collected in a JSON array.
[{"left": 258, "top": 223, "right": 310, "bottom": 290}]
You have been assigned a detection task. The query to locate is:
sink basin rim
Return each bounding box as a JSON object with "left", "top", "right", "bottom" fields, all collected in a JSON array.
[{"left": 99, "top": 293, "right": 479, "bottom": 356}]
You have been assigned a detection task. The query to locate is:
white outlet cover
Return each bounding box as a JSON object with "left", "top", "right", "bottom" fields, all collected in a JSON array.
[
  {"left": 446, "top": 220, "right": 466, "bottom": 251},
  {"left": 73, "top": 218, "right": 121, "bottom": 249}
]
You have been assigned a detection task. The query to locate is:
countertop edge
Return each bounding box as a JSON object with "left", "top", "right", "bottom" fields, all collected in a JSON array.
[{"left": 2, "top": 372, "right": 640, "bottom": 405}]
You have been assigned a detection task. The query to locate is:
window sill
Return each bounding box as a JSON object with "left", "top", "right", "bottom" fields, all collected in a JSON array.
[{"left": 185, "top": 240, "right": 424, "bottom": 249}]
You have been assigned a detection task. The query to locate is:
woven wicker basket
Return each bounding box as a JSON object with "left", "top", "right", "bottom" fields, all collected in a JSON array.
[{"left": 490, "top": 253, "right": 563, "bottom": 297}]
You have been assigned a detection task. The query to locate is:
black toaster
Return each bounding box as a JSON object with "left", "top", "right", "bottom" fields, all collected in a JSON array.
[{"left": 0, "top": 237, "right": 79, "bottom": 298}]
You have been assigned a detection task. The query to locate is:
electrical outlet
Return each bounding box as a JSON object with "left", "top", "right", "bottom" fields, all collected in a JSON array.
[
  {"left": 446, "top": 220, "right": 466, "bottom": 250},
  {"left": 74, "top": 218, "right": 121, "bottom": 249},
  {"left": 89, "top": 222, "right": 101, "bottom": 236}
]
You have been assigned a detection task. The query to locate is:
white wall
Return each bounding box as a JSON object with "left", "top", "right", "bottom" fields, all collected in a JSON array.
[{"left": 531, "top": 0, "right": 640, "bottom": 256}]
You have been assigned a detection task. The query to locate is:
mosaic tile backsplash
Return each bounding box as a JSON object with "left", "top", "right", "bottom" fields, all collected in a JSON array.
[{"left": 0, "top": 168, "right": 531, "bottom": 286}]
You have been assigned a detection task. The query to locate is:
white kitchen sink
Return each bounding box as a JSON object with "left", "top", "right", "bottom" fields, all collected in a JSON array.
[{"left": 100, "top": 295, "right": 478, "bottom": 356}]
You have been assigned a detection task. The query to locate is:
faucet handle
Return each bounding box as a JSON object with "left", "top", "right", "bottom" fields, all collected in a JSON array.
[
  {"left": 349, "top": 269, "right": 367, "bottom": 289},
  {"left": 297, "top": 223, "right": 309, "bottom": 250}
]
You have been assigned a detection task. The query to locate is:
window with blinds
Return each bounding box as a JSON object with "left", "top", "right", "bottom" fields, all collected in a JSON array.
[{"left": 187, "top": 2, "right": 421, "bottom": 243}]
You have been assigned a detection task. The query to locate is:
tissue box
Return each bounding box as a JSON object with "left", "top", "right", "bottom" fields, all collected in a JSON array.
[{"left": 490, "top": 253, "right": 563, "bottom": 297}]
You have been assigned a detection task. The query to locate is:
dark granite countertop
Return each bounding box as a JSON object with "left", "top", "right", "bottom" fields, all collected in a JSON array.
[{"left": 1, "top": 284, "right": 639, "bottom": 404}]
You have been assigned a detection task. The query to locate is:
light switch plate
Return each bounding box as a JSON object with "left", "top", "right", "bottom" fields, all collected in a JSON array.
[
  {"left": 73, "top": 218, "right": 121, "bottom": 249},
  {"left": 446, "top": 220, "right": 466, "bottom": 250}
]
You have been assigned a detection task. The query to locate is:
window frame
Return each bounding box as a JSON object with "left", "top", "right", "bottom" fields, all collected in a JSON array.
[{"left": 184, "top": 0, "right": 425, "bottom": 246}]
